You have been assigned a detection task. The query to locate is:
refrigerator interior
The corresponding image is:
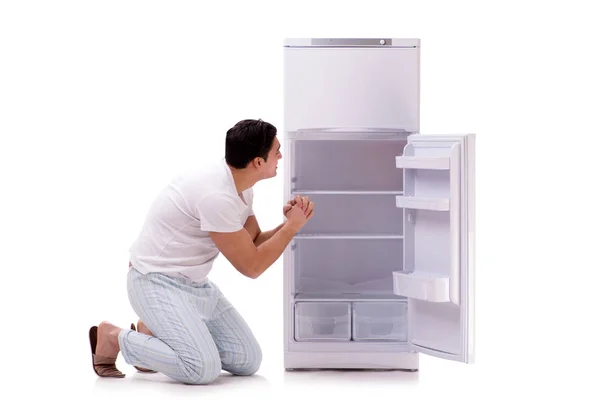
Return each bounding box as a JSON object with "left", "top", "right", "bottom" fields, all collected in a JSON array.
[{"left": 288, "top": 135, "right": 410, "bottom": 343}]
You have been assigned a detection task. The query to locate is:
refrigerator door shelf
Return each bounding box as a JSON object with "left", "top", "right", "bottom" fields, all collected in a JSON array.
[
  {"left": 396, "top": 155, "right": 450, "bottom": 170},
  {"left": 392, "top": 271, "right": 450, "bottom": 302},
  {"left": 395, "top": 196, "right": 450, "bottom": 211}
]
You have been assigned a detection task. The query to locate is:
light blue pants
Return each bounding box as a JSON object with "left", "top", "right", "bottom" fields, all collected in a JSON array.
[{"left": 118, "top": 267, "right": 262, "bottom": 384}]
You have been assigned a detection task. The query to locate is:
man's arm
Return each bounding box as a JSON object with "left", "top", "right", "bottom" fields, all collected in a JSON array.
[
  {"left": 244, "top": 195, "right": 314, "bottom": 247},
  {"left": 209, "top": 205, "right": 307, "bottom": 279},
  {"left": 254, "top": 223, "right": 285, "bottom": 246},
  {"left": 244, "top": 216, "right": 285, "bottom": 247}
]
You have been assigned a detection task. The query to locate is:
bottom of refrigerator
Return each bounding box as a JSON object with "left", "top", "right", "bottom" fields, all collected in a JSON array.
[
  {"left": 284, "top": 297, "right": 419, "bottom": 370},
  {"left": 284, "top": 351, "right": 418, "bottom": 370}
]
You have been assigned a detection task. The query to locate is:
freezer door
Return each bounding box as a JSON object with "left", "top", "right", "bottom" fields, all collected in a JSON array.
[
  {"left": 394, "top": 134, "right": 475, "bottom": 363},
  {"left": 283, "top": 45, "right": 420, "bottom": 132}
]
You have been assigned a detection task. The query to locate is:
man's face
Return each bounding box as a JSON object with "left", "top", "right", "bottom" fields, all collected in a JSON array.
[{"left": 261, "top": 137, "right": 282, "bottom": 178}]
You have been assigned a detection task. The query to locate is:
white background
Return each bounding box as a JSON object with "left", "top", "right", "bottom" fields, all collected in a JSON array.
[{"left": 1, "top": 0, "right": 599, "bottom": 398}]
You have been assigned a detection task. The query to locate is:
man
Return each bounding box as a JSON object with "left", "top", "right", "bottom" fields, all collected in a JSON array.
[{"left": 88, "top": 119, "right": 314, "bottom": 384}]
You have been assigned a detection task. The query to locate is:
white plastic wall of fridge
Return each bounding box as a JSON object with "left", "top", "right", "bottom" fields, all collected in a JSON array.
[
  {"left": 293, "top": 239, "right": 403, "bottom": 294},
  {"left": 392, "top": 271, "right": 450, "bottom": 302},
  {"left": 297, "top": 193, "right": 403, "bottom": 235},
  {"left": 284, "top": 47, "right": 420, "bottom": 132},
  {"left": 352, "top": 302, "right": 408, "bottom": 341},
  {"left": 294, "top": 302, "right": 351, "bottom": 341},
  {"left": 292, "top": 139, "right": 406, "bottom": 191}
]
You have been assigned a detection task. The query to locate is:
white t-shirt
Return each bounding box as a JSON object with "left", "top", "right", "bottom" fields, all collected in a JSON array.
[{"left": 128, "top": 158, "right": 254, "bottom": 283}]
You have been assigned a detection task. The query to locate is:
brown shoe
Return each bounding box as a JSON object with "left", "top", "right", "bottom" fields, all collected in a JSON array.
[
  {"left": 88, "top": 326, "right": 125, "bottom": 378},
  {"left": 130, "top": 323, "right": 157, "bottom": 373}
]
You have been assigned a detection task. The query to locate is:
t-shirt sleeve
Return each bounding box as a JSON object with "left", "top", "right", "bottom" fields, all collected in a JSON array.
[{"left": 196, "top": 193, "right": 243, "bottom": 232}]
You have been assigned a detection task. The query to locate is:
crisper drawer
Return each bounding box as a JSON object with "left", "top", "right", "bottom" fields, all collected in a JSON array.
[
  {"left": 294, "top": 302, "right": 351, "bottom": 341},
  {"left": 352, "top": 302, "right": 407, "bottom": 341}
]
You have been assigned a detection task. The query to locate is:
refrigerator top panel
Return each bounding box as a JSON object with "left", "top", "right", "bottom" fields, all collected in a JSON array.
[
  {"left": 284, "top": 38, "right": 420, "bottom": 132},
  {"left": 284, "top": 38, "right": 420, "bottom": 48}
]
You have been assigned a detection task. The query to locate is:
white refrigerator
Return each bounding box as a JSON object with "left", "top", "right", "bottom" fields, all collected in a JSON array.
[{"left": 282, "top": 38, "right": 475, "bottom": 371}]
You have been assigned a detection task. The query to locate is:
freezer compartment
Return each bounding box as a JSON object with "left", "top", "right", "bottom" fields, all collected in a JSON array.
[
  {"left": 296, "top": 193, "right": 403, "bottom": 235},
  {"left": 294, "top": 239, "right": 403, "bottom": 294},
  {"left": 292, "top": 140, "right": 406, "bottom": 191},
  {"left": 294, "top": 302, "right": 351, "bottom": 341},
  {"left": 352, "top": 302, "right": 408, "bottom": 341}
]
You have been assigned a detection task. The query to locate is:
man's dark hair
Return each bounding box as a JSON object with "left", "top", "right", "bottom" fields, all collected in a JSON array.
[{"left": 225, "top": 119, "right": 277, "bottom": 169}]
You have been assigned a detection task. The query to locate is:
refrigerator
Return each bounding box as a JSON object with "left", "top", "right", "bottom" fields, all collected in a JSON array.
[{"left": 282, "top": 38, "right": 475, "bottom": 371}]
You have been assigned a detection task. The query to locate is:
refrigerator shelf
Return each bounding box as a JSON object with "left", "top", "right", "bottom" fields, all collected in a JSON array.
[
  {"left": 393, "top": 271, "right": 450, "bottom": 303},
  {"left": 286, "top": 129, "right": 409, "bottom": 141},
  {"left": 395, "top": 156, "right": 450, "bottom": 170},
  {"left": 291, "top": 190, "right": 403, "bottom": 195},
  {"left": 294, "top": 234, "right": 403, "bottom": 240},
  {"left": 395, "top": 196, "right": 449, "bottom": 211},
  {"left": 294, "top": 293, "right": 406, "bottom": 302}
]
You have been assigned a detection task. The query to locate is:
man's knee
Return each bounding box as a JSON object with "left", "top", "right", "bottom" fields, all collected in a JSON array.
[
  {"left": 179, "top": 353, "right": 221, "bottom": 385},
  {"left": 229, "top": 343, "right": 262, "bottom": 376}
]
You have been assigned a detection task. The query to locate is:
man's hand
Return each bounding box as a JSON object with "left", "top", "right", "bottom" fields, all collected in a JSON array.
[
  {"left": 283, "top": 200, "right": 294, "bottom": 216},
  {"left": 285, "top": 204, "right": 310, "bottom": 231},
  {"left": 284, "top": 195, "right": 315, "bottom": 219}
]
